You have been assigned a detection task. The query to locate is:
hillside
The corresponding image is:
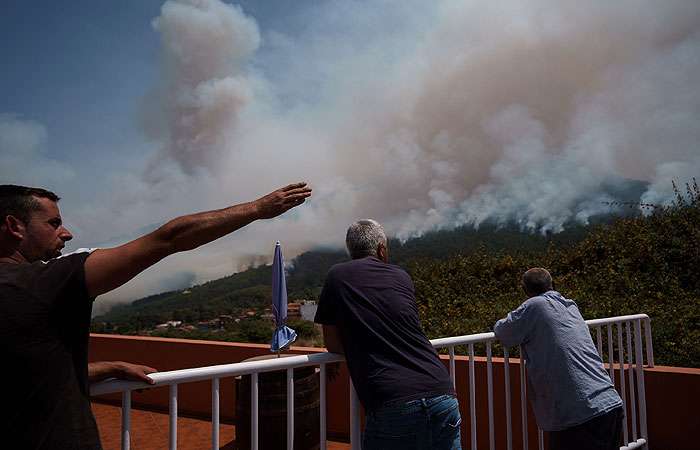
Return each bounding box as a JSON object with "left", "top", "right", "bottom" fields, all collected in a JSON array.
[{"left": 92, "top": 221, "right": 592, "bottom": 331}]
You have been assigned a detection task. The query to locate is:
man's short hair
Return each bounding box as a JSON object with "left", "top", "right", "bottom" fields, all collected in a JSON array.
[
  {"left": 0, "top": 185, "right": 60, "bottom": 224},
  {"left": 522, "top": 268, "right": 553, "bottom": 296},
  {"left": 346, "top": 219, "right": 387, "bottom": 259}
]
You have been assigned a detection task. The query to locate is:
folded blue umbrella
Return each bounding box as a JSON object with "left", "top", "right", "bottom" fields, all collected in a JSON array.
[{"left": 270, "top": 241, "right": 297, "bottom": 353}]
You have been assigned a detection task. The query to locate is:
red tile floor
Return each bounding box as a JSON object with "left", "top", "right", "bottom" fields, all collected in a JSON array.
[{"left": 92, "top": 402, "right": 350, "bottom": 450}]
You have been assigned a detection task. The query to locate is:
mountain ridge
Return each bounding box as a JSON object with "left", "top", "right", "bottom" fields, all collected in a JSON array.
[{"left": 93, "top": 219, "right": 602, "bottom": 327}]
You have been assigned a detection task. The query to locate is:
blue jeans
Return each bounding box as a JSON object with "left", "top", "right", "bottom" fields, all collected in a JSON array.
[{"left": 362, "top": 394, "right": 462, "bottom": 450}]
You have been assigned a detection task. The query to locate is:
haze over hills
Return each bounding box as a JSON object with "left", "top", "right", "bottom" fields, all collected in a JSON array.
[{"left": 92, "top": 214, "right": 614, "bottom": 329}]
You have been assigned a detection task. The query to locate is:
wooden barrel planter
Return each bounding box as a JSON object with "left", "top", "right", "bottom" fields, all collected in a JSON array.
[{"left": 235, "top": 355, "right": 320, "bottom": 450}]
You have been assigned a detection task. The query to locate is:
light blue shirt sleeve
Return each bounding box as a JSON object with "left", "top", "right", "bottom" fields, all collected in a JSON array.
[{"left": 493, "top": 298, "right": 541, "bottom": 347}]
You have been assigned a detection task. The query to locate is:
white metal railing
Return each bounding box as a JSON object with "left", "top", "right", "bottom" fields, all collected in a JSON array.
[
  {"left": 91, "top": 352, "right": 345, "bottom": 450},
  {"left": 430, "top": 313, "right": 653, "bottom": 450},
  {"left": 90, "top": 313, "right": 653, "bottom": 450}
]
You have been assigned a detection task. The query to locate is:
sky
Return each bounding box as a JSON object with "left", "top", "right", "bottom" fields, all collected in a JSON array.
[{"left": 2, "top": 0, "right": 699, "bottom": 311}]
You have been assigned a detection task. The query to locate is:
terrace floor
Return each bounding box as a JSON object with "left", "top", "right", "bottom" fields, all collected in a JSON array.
[{"left": 93, "top": 402, "right": 351, "bottom": 450}]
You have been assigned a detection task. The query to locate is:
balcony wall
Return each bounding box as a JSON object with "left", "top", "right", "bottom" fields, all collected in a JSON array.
[{"left": 89, "top": 334, "right": 700, "bottom": 450}]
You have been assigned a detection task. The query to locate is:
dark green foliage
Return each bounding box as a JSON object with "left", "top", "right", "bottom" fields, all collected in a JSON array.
[
  {"left": 411, "top": 252, "right": 530, "bottom": 338},
  {"left": 288, "top": 319, "right": 320, "bottom": 340},
  {"left": 145, "top": 318, "right": 321, "bottom": 346},
  {"left": 390, "top": 223, "right": 590, "bottom": 263},
  {"left": 287, "top": 250, "right": 348, "bottom": 298},
  {"left": 94, "top": 265, "right": 274, "bottom": 328},
  {"left": 237, "top": 319, "right": 275, "bottom": 344}
]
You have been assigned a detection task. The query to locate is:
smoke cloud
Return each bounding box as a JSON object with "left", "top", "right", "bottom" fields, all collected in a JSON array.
[
  {"left": 0, "top": 114, "right": 75, "bottom": 186},
  {"left": 142, "top": 0, "right": 260, "bottom": 178},
  {"left": 60, "top": 0, "right": 700, "bottom": 303}
]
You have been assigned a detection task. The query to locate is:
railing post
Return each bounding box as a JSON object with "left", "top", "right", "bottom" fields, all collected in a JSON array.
[
  {"left": 486, "top": 342, "right": 495, "bottom": 450},
  {"left": 320, "top": 364, "right": 327, "bottom": 450},
  {"left": 607, "top": 325, "right": 615, "bottom": 380},
  {"left": 468, "top": 343, "right": 477, "bottom": 450},
  {"left": 626, "top": 322, "right": 638, "bottom": 441},
  {"left": 287, "top": 368, "right": 295, "bottom": 450},
  {"left": 211, "top": 378, "right": 219, "bottom": 450},
  {"left": 169, "top": 384, "right": 178, "bottom": 450},
  {"left": 121, "top": 390, "right": 131, "bottom": 450},
  {"left": 644, "top": 317, "right": 655, "bottom": 367},
  {"left": 251, "top": 372, "right": 259, "bottom": 450},
  {"left": 616, "top": 323, "right": 629, "bottom": 445},
  {"left": 519, "top": 349, "right": 528, "bottom": 450},
  {"left": 350, "top": 379, "right": 362, "bottom": 450},
  {"left": 634, "top": 320, "right": 649, "bottom": 447},
  {"left": 449, "top": 346, "right": 456, "bottom": 389},
  {"left": 503, "top": 348, "right": 513, "bottom": 450}
]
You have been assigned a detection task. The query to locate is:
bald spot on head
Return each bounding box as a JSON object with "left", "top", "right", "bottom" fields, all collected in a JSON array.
[{"left": 522, "top": 268, "right": 553, "bottom": 297}]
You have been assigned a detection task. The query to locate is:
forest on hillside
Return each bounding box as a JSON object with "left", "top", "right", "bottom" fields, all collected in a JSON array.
[
  {"left": 92, "top": 181, "right": 700, "bottom": 367},
  {"left": 92, "top": 222, "right": 591, "bottom": 329}
]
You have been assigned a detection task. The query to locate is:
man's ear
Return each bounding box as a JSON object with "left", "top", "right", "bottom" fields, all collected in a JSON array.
[
  {"left": 3, "top": 215, "right": 26, "bottom": 240},
  {"left": 377, "top": 243, "right": 388, "bottom": 262}
]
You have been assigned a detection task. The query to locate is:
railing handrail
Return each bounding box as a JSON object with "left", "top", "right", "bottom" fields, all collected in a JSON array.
[
  {"left": 91, "top": 313, "right": 650, "bottom": 397},
  {"left": 431, "top": 331, "right": 496, "bottom": 347},
  {"left": 90, "top": 351, "right": 345, "bottom": 396},
  {"left": 90, "top": 334, "right": 501, "bottom": 397},
  {"left": 585, "top": 313, "right": 649, "bottom": 327}
]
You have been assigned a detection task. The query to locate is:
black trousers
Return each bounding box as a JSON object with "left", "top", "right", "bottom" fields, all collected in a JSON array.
[{"left": 549, "top": 406, "right": 624, "bottom": 450}]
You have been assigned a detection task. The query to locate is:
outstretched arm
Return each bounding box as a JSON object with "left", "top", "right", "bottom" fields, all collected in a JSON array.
[
  {"left": 84, "top": 182, "right": 312, "bottom": 297},
  {"left": 88, "top": 361, "right": 157, "bottom": 384}
]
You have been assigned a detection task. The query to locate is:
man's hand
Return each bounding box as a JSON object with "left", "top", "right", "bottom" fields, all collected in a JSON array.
[
  {"left": 253, "top": 182, "right": 312, "bottom": 219},
  {"left": 88, "top": 361, "right": 157, "bottom": 384}
]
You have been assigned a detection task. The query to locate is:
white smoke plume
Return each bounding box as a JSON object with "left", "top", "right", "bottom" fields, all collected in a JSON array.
[
  {"left": 62, "top": 0, "right": 700, "bottom": 303},
  {"left": 143, "top": 0, "right": 260, "bottom": 178}
]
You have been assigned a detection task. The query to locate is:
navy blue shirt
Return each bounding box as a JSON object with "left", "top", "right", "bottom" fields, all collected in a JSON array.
[{"left": 315, "top": 256, "right": 454, "bottom": 411}]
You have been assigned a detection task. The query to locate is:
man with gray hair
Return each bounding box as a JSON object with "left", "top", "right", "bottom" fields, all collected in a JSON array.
[
  {"left": 494, "top": 268, "right": 623, "bottom": 450},
  {"left": 315, "top": 219, "right": 461, "bottom": 450}
]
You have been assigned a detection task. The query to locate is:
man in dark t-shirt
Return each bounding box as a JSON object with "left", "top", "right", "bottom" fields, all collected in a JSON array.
[
  {"left": 315, "top": 219, "right": 461, "bottom": 450},
  {"left": 2, "top": 252, "right": 104, "bottom": 448},
  {"left": 0, "top": 183, "right": 311, "bottom": 449}
]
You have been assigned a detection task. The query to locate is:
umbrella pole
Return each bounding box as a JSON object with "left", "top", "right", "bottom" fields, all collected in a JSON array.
[{"left": 276, "top": 325, "right": 281, "bottom": 357}]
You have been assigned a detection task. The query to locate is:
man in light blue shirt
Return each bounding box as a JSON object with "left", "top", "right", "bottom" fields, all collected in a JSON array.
[{"left": 494, "top": 268, "right": 623, "bottom": 450}]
